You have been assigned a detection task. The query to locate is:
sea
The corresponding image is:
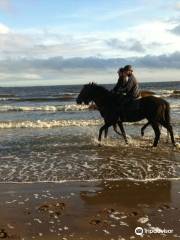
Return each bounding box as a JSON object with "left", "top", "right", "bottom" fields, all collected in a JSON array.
[{"left": 0, "top": 81, "right": 179, "bottom": 183}]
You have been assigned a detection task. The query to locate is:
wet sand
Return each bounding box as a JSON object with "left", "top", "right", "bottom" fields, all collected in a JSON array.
[{"left": 0, "top": 180, "right": 180, "bottom": 239}]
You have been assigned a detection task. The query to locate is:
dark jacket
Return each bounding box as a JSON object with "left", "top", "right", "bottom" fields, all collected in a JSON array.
[{"left": 113, "top": 74, "right": 140, "bottom": 99}]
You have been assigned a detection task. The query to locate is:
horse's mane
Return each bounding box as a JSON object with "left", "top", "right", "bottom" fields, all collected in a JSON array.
[
  {"left": 89, "top": 83, "right": 110, "bottom": 96},
  {"left": 90, "top": 83, "right": 121, "bottom": 103}
]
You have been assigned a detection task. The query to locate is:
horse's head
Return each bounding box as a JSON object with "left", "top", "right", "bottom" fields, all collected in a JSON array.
[{"left": 76, "top": 83, "right": 95, "bottom": 105}]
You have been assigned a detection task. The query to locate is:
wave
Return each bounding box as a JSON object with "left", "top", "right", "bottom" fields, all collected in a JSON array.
[
  {"left": 1, "top": 177, "right": 180, "bottom": 184},
  {"left": 169, "top": 93, "right": 180, "bottom": 98},
  {"left": 0, "top": 94, "right": 16, "bottom": 97},
  {"left": 0, "top": 101, "right": 179, "bottom": 113},
  {"left": 171, "top": 103, "right": 180, "bottom": 110},
  {"left": 0, "top": 94, "right": 19, "bottom": 101},
  {"left": 0, "top": 119, "right": 150, "bottom": 129},
  {"left": 0, "top": 119, "right": 103, "bottom": 129},
  {"left": 0, "top": 119, "right": 179, "bottom": 129},
  {"left": 0, "top": 97, "right": 20, "bottom": 101},
  {"left": 0, "top": 94, "right": 77, "bottom": 102},
  {"left": 0, "top": 90, "right": 179, "bottom": 102},
  {"left": 16, "top": 95, "right": 76, "bottom": 102},
  {"left": 154, "top": 89, "right": 180, "bottom": 98},
  {"left": 0, "top": 104, "right": 89, "bottom": 112}
]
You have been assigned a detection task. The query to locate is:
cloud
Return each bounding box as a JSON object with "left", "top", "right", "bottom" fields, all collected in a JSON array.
[
  {"left": 0, "top": 19, "right": 179, "bottom": 62},
  {"left": 134, "top": 51, "right": 180, "bottom": 68},
  {"left": 0, "top": 23, "right": 9, "bottom": 34},
  {"left": 91, "top": 7, "right": 144, "bottom": 22},
  {"left": 106, "top": 38, "right": 145, "bottom": 53},
  {"left": 0, "top": 31, "right": 38, "bottom": 59},
  {"left": 0, "top": 52, "right": 180, "bottom": 86},
  {"left": 170, "top": 24, "right": 180, "bottom": 35},
  {"left": 175, "top": 1, "right": 180, "bottom": 10},
  {"left": 0, "top": 29, "right": 105, "bottom": 59},
  {"left": 0, "top": 0, "right": 13, "bottom": 13},
  {"left": 0, "top": 51, "right": 180, "bottom": 73}
]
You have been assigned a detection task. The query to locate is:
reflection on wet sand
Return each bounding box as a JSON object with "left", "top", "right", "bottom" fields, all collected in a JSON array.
[
  {"left": 79, "top": 180, "right": 180, "bottom": 239},
  {"left": 0, "top": 180, "right": 179, "bottom": 240},
  {"left": 80, "top": 180, "right": 172, "bottom": 206}
]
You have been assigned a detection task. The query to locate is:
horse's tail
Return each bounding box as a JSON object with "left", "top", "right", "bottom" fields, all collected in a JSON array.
[
  {"left": 157, "top": 100, "right": 170, "bottom": 125},
  {"left": 163, "top": 101, "right": 171, "bottom": 124}
]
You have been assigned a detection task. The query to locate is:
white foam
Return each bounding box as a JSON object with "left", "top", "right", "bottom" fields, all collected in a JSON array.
[
  {"left": 0, "top": 119, "right": 103, "bottom": 129},
  {"left": 156, "top": 90, "right": 174, "bottom": 98},
  {"left": 0, "top": 97, "right": 20, "bottom": 101},
  {"left": 171, "top": 103, "right": 180, "bottom": 109},
  {"left": 138, "top": 216, "right": 149, "bottom": 224},
  {"left": 0, "top": 119, "right": 147, "bottom": 129},
  {"left": 0, "top": 101, "right": 178, "bottom": 113},
  {"left": 153, "top": 89, "right": 180, "bottom": 99},
  {"left": 0, "top": 104, "right": 89, "bottom": 112},
  {"left": 0, "top": 177, "right": 180, "bottom": 184}
]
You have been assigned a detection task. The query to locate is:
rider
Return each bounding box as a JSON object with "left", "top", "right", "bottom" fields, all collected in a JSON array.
[
  {"left": 112, "top": 65, "right": 140, "bottom": 118},
  {"left": 112, "top": 65, "right": 140, "bottom": 100}
]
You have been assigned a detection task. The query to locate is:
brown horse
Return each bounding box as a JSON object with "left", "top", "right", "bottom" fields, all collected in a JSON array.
[
  {"left": 88, "top": 90, "right": 156, "bottom": 137},
  {"left": 77, "top": 83, "right": 176, "bottom": 147}
]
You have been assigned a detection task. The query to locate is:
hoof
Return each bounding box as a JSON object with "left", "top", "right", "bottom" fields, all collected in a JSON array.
[
  {"left": 98, "top": 143, "right": 102, "bottom": 147},
  {"left": 141, "top": 131, "right": 144, "bottom": 137},
  {"left": 152, "top": 145, "right": 157, "bottom": 148}
]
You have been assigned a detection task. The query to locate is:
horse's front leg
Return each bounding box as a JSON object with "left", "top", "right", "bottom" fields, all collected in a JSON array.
[
  {"left": 98, "top": 124, "right": 107, "bottom": 142},
  {"left": 151, "top": 122, "right": 161, "bottom": 147},
  {"left": 117, "top": 121, "right": 128, "bottom": 144},
  {"left": 141, "top": 121, "right": 150, "bottom": 136},
  {"left": 98, "top": 123, "right": 111, "bottom": 142}
]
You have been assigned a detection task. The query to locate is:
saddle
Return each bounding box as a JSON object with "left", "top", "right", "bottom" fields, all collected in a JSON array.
[
  {"left": 117, "top": 97, "right": 140, "bottom": 121},
  {"left": 125, "top": 99, "right": 140, "bottom": 112}
]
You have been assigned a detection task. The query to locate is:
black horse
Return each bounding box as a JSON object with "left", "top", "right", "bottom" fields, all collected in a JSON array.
[{"left": 76, "top": 83, "right": 176, "bottom": 147}]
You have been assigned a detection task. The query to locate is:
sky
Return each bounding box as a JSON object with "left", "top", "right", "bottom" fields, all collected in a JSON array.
[{"left": 0, "top": 0, "right": 180, "bottom": 86}]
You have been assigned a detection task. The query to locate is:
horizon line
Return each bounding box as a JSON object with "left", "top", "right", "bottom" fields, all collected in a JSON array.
[{"left": 0, "top": 80, "right": 179, "bottom": 88}]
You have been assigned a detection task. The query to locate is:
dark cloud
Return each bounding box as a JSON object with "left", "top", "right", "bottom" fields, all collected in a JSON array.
[
  {"left": 0, "top": 57, "right": 127, "bottom": 73},
  {"left": 0, "top": 51, "right": 180, "bottom": 75},
  {"left": 106, "top": 38, "right": 145, "bottom": 52},
  {"left": 134, "top": 52, "right": 180, "bottom": 68},
  {"left": 170, "top": 24, "right": 180, "bottom": 35}
]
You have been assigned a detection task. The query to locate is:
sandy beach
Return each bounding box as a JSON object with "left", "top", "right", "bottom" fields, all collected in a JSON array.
[{"left": 0, "top": 180, "right": 180, "bottom": 240}]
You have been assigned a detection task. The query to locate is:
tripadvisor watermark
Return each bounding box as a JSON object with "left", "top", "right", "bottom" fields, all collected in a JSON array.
[{"left": 135, "top": 226, "right": 174, "bottom": 236}]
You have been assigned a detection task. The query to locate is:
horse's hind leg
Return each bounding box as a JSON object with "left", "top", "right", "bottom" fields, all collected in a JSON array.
[
  {"left": 113, "top": 124, "right": 122, "bottom": 136},
  {"left": 98, "top": 125, "right": 106, "bottom": 142},
  {"left": 151, "top": 122, "right": 161, "bottom": 147},
  {"left": 167, "top": 125, "right": 176, "bottom": 147},
  {"left": 104, "top": 127, "right": 108, "bottom": 138},
  {"left": 161, "top": 122, "right": 176, "bottom": 146},
  {"left": 165, "top": 129, "right": 169, "bottom": 143},
  {"left": 104, "top": 124, "right": 122, "bottom": 139},
  {"left": 141, "top": 122, "right": 150, "bottom": 136},
  {"left": 98, "top": 123, "right": 111, "bottom": 142},
  {"left": 117, "top": 121, "right": 128, "bottom": 144}
]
